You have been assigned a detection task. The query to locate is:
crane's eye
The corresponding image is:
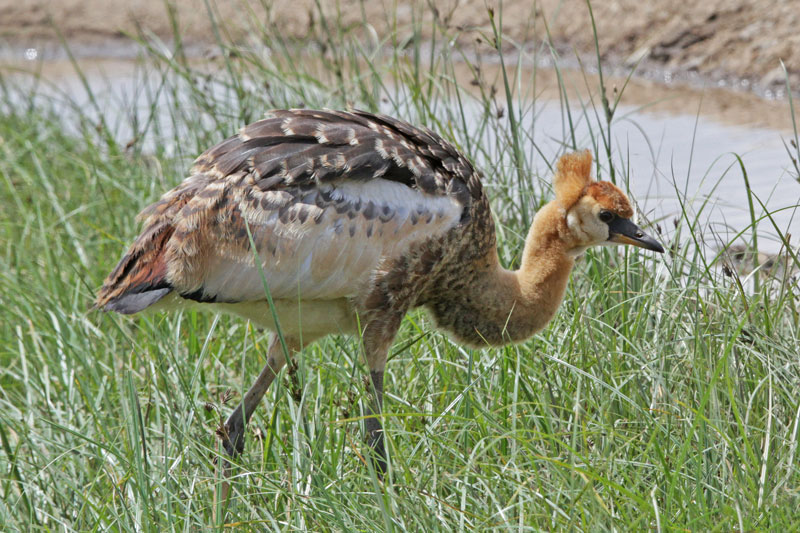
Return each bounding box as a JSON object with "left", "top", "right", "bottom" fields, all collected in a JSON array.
[{"left": 599, "top": 210, "right": 615, "bottom": 223}]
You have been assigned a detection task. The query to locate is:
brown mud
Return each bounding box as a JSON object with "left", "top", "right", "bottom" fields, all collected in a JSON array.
[{"left": 1, "top": 1, "right": 798, "bottom": 129}]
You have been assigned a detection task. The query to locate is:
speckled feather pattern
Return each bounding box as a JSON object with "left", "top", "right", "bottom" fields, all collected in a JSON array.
[{"left": 95, "top": 109, "right": 495, "bottom": 330}]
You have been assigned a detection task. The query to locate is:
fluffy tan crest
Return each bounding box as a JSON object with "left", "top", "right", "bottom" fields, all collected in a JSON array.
[{"left": 553, "top": 150, "right": 594, "bottom": 209}]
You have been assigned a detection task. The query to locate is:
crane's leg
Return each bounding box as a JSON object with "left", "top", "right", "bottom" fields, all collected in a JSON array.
[
  {"left": 221, "top": 334, "right": 304, "bottom": 457},
  {"left": 217, "top": 334, "right": 313, "bottom": 506},
  {"left": 365, "top": 367, "right": 386, "bottom": 474},
  {"left": 362, "top": 316, "right": 402, "bottom": 476}
]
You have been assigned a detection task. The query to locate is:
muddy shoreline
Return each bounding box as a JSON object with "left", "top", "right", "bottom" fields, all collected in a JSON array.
[{"left": 3, "top": 1, "right": 799, "bottom": 100}]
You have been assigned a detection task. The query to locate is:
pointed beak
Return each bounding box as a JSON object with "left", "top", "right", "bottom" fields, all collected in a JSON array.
[{"left": 607, "top": 218, "right": 664, "bottom": 253}]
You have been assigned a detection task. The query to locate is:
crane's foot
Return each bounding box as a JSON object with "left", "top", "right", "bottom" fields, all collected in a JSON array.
[
  {"left": 213, "top": 407, "right": 248, "bottom": 508},
  {"left": 367, "top": 427, "right": 387, "bottom": 477},
  {"left": 218, "top": 407, "right": 246, "bottom": 457}
]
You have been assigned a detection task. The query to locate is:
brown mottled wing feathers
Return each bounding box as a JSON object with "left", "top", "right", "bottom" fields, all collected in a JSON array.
[
  {"left": 350, "top": 110, "right": 481, "bottom": 201},
  {"left": 191, "top": 109, "right": 480, "bottom": 204}
]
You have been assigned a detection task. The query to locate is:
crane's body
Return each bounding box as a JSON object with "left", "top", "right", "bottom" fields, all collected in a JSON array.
[{"left": 96, "top": 109, "right": 663, "bottom": 472}]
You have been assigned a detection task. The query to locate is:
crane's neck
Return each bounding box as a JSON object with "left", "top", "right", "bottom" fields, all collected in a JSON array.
[
  {"left": 425, "top": 202, "right": 575, "bottom": 347},
  {"left": 490, "top": 202, "right": 575, "bottom": 343},
  {"left": 506, "top": 201, "right": 576, "bottom": 339},
  {"left": 430, "top": 201, "right": 576, "bottom": 347}
]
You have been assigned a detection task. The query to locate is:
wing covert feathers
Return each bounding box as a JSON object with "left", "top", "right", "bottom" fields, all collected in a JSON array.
[
  {"left": 190, "top": 109, "right": 481, "bottom": 208},
  {"left": 96, "top": 109, "right": 488, "bottom": 312}
]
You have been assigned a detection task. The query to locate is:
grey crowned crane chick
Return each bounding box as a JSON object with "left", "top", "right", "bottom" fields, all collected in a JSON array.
[{"left": 95, "top": 109, "right": 664, "bottom": 473}]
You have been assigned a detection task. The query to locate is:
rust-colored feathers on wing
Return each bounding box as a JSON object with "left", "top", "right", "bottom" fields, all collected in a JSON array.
[
  {"left": 95, "top": 109, "right": 487, "bottom": 313},
  {"left": 94, "top": 223, "right": 174, "bottom": 314}
]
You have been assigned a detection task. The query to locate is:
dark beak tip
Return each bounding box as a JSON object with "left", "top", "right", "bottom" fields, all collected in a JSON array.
[
  {"left": 607, "top": 217, "right": 665, "bottom": 254},
  {"left": 638, "top": 235, "right": 665, "bottom": 254},
  {"left": 641, "top": 232, "right": 665, "bottom": 254}
]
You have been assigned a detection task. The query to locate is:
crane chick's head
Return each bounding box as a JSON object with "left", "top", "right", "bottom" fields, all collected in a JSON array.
[{"left": 552, "top": 150, "right": 664, "bottom": 255}]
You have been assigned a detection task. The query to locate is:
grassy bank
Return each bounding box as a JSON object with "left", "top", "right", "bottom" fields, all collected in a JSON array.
[{"left": 1, "top": 2, "right": 799, "bottom": 531}]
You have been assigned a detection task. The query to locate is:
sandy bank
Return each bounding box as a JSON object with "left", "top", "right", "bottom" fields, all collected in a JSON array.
[{"left": 2, "top": 1, "right": 799, "bottom": 96}]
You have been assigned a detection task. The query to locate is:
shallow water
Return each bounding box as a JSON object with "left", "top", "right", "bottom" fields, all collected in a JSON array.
[{"left": 5, "top": 57, "right": 799, "bottom": 254}]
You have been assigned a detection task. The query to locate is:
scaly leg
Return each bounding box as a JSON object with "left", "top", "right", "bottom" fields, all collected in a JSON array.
[
  {"left": 221, "top": 334, "right": 304, "bottom": 456},
  {"left": 217, "top": 334, "right": 311, "bottom": 507},
  {"left": 361, "top": 316, "right": 402, "bottom": 475},
  {"left": 364, "top": 368, "right": 386, "bottom": 474}
]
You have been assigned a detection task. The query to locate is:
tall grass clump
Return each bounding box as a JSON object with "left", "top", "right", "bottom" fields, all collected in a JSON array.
[{"left": 1, "top": 1, "right": 799, "bottom": 531}]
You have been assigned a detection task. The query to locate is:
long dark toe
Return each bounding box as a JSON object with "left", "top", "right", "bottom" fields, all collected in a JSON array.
[{"left": 220, "top": 410, "right": 246, "bottom": 457}]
